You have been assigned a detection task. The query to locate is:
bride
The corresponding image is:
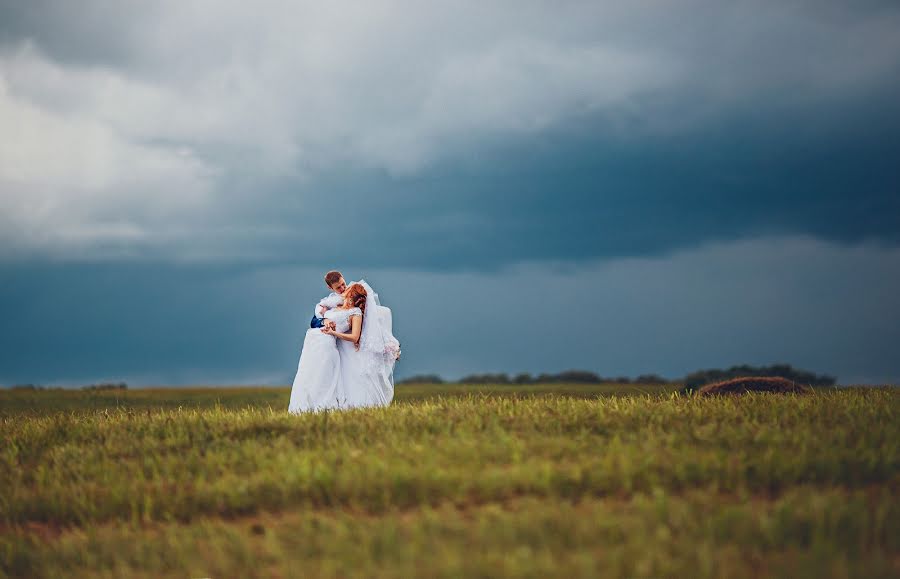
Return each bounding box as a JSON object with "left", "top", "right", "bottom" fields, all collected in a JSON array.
[{"left": 288, "top": 281, "right": 399, "bottom": 413}]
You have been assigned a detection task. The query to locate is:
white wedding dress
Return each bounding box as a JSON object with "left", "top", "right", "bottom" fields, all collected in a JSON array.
[
  {"left": 287, "top": 307, "right": 357, "bottom": 413},
  {"left": 288, "top": 281, "right": 399, "bottom": 413}
]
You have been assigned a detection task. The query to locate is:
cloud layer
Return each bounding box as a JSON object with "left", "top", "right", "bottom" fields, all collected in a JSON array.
[{"left": 2, "top": 0, "right": 899, "bottom": 264}]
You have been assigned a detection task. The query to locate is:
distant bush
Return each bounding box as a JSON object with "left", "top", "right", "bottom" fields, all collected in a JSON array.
[
  {"left": 680, "top": 364, "right": 835, "bottom": 394},
  {"left": 684, "top": 364, "right": 835, "bottom": 389},
  {"left": 397, "top": 374, "right": 444, "bottom": 385},
  {"left": 82, "top": 382, "right": 128, "bottom": 391}
]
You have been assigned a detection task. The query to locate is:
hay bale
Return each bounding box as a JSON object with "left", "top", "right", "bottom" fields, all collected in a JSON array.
[{"left": 697, "top": 376, "right": 812, "bottom": 396}]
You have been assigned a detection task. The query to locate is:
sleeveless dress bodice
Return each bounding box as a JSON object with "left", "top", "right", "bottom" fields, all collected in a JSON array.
[{"left": 324, "top": 307, "right": 362, "bottom": 333}]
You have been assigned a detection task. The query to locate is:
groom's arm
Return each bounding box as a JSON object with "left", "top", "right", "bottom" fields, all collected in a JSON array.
[
  {"left": 311, "top": 294, "right": 343, "bottom": 328},
  {"left": 313, "top": 299, "right": 329, "bottom": 318},
  {"left": 313, "top": 294, "right": 343, "bottom": 318}
]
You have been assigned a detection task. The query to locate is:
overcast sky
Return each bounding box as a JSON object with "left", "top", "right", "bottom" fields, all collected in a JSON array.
[{"left": 2, "top": 1, "right": 899, "bottom": 385}]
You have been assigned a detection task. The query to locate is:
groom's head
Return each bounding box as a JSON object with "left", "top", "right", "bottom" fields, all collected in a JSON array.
[{"left": 324, "top": 270, "right": 347, "bottom": 294}]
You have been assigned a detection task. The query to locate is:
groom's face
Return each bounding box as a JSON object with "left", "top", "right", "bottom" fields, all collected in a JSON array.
[{"left": 330, "top": 277, "right": 347, "bottom": 294}]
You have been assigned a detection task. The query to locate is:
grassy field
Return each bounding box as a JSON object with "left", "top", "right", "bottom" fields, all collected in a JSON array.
[{"left": 0, "top": 384, "right": 897, "bottom": 578}]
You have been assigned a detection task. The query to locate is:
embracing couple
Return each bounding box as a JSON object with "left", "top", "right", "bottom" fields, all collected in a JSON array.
[{"left": 288, "top": 270, "right": 401, "bottom": 413}]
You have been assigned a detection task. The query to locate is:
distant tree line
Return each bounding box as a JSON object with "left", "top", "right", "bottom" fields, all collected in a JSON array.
[
  {"left": 397, "top": 374, "right": 446, "bottom": 384},
  {"left": 456, "top": 371, "right": 672, "bottom": 385},
  {"left": 7, "top": 382, "right": 128, "bottom": 391},
  {"left": 398, "top": 371, "right": 670, "bottom": 385},
  {"left": 398, "top": 364, "right": 835, "bottom": 387}
]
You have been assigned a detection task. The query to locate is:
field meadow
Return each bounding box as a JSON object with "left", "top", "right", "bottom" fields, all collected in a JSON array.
[{"left": 1, "top": 384, "right": 897, "bottom": 578}]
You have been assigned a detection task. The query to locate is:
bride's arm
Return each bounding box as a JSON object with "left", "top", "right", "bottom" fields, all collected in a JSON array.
[{"left": 323, "top": 314, "right": 362, "bottom": 344}]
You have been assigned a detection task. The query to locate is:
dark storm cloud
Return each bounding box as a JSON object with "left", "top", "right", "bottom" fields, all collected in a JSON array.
[
  {"left": 253, "top": 114, "right": 900, "bottom": 271},
  {"left": 0, "top": 1, "right": 151, "bottom": 68},
  {"left": 2, "top": 0, "right": 900, "bottom": 267}
]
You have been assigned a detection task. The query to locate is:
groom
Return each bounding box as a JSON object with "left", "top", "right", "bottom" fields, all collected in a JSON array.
[{"left": 310, "top": 270, "right": 348, "bottom": 329}]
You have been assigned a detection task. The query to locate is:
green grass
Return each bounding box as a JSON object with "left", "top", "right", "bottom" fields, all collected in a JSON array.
[
  {"left": 1, "top": 385, "right": 897, "bottom": 578},
  {"left": 0, "top": 382, "right": 674, "bottom": 417}
]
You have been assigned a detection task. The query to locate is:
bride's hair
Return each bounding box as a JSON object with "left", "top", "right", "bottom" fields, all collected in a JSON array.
[{"left": 344, "top": 283, "right": 367, "bottom": 314}]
